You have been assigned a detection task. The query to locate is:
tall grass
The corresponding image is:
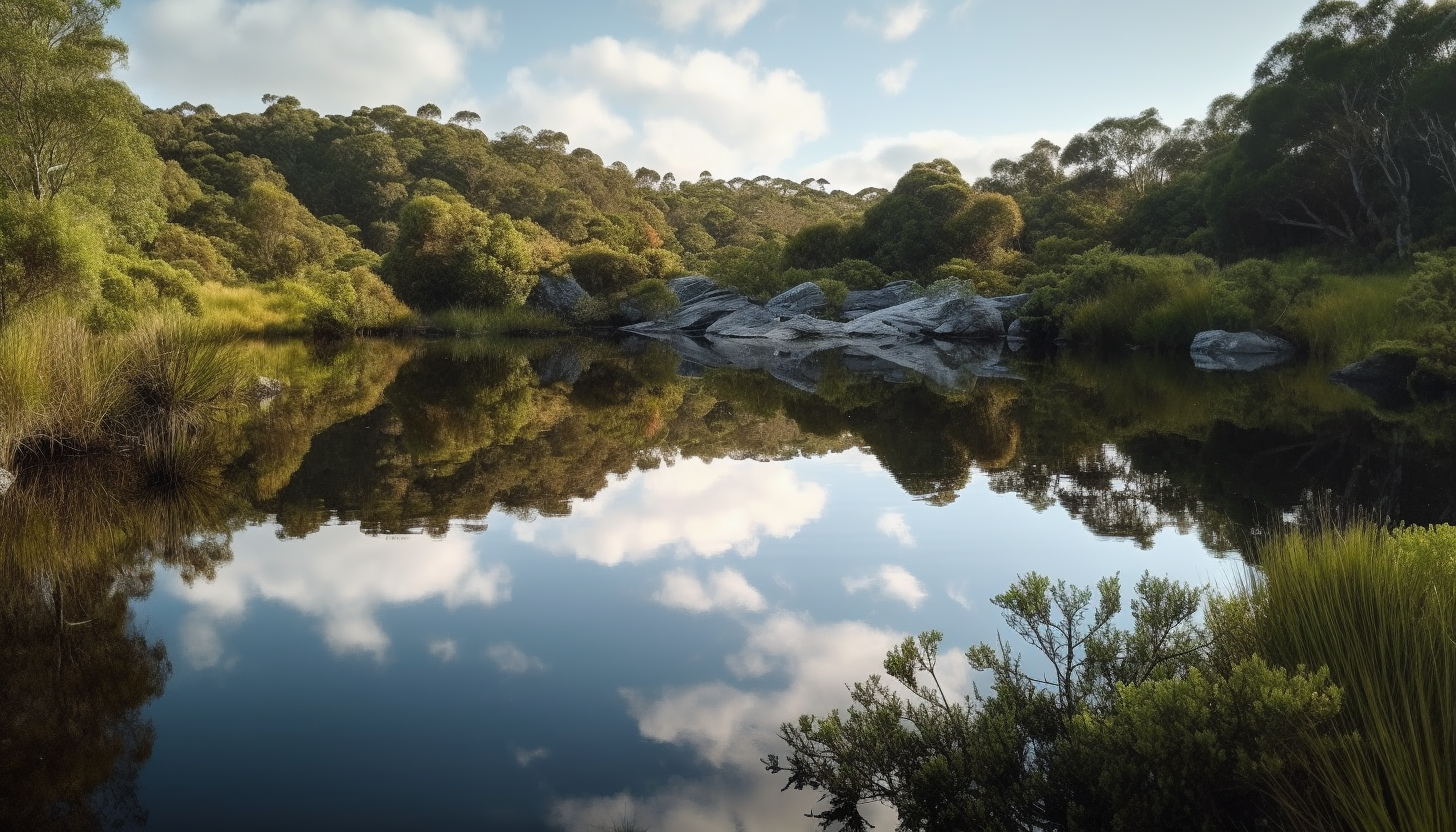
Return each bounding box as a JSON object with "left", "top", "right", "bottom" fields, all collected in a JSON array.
[
  {"left": 1250, "top": 520, "right": 1456, "bottom": 831},
  {"left": 0, "top": 308, "right": 248, "bottom": 470},
  {"left": 425, "top": 304, "right": 569, "bottom": 336},
  {"left": 1288, "top": 274, "right": 1412, "bottom": 364}
]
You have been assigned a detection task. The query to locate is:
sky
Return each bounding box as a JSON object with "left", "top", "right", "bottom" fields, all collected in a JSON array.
[{"left": 110, "top": 0, "right": 1316, "bottom": 191}]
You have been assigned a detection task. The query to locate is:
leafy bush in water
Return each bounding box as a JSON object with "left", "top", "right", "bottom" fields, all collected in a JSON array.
[{"left": 769, "top": 572, "right": 1342, "bottom": 832}]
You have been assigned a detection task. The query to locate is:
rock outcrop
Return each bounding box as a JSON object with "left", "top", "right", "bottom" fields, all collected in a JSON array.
[
  {"left": 842, "top": 292, "right": 1005, "bottom": 340},
  {"left": 628, "top": 287, "right": 756, "bottom": 333},
  {"left": 766, "top": 282, "right": 829, "bottom": 317},
  {"left": 843, "top": 280, "right": 921, "bottom": 319},
  {"left": 1189, "top": 330, "right": 1297, "bottom": 372},
  {"left": 666, "top": 275, "right": 719, "bottom": 304},
  {"left": 526, "top": 275, "right": 589, "bottom": 319}
]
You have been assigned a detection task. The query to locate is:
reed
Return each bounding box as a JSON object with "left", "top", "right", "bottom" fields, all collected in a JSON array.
[
  {"left": 1287, "top": 274, "right": 1411, "bottom": 364},
  {"left": 1250, "top": 520, "right": 1456, "bottom": 831},
  {"left": 425, "top": 305, "right": 569, "bottom": 335}
]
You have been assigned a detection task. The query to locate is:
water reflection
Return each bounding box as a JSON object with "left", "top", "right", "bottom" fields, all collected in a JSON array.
[
  {"left": 3, "top": 334, "right": 1454, "bottom": 829},
  {"left": 512, "top": 457, "right": 827, "bottom": 564}
]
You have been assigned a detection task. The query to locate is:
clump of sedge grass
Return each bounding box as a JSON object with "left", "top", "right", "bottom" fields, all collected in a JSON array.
[{"left": 1249, "top": 519, "right": 1456, "bottom": 831}]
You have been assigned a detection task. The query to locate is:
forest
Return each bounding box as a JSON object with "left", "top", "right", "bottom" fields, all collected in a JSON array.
[{"left": 2, "top": 0, "right": 1455, "bottom": 388}]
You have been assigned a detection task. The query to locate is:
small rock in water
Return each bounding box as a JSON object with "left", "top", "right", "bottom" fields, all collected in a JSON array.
[
  {"left": 1189, "top": 330, "right": 1296, "bottom": 372},
  {"left": 0, "top": 468, "right": 14, "bottom": 497},
  {"left": 253, "top": 376, "right": 285, "bottom": 402}
]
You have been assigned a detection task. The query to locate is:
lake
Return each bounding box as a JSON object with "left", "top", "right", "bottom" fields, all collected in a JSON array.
[{"left": 3, "top": 335, "right": 1452, "bottom": 830}]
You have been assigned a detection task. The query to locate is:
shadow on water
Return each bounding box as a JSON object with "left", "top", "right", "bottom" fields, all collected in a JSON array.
[{"left": 3, "top": 334, "right": 1456, "bottom": 826}]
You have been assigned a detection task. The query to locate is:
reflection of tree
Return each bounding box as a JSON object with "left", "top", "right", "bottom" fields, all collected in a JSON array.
[{"left": 0, "top": 451, "right": 238, "bottom": 830}]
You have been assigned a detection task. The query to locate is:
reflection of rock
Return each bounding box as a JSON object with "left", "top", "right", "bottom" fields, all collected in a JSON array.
[
  {"left": 843, "top": 280, "right": 921, "bottom": 319},
  {"left": 766, "top": 282, "right": 828, "bottom": 317},
  {"left": 0, "top": 467, "right": 13, "bottom": 497},
  {"left": 1330, "top": 352, "right": 1417, "bottom": 407},
  {"left": 1190, "top": 330, "right": 1296, "bottom": 372},
  {"left": 531, "top": 347, "right": 585, "bottom": 387},
  {"left": 1006, "top": 318, "right": 1027, "bottom": 351},
  {"left": 526, "top": 275, "right": 589, "bottom": 319}
]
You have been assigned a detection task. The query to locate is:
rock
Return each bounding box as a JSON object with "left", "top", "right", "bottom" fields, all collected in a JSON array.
[
  {"left": 526, "top": 275, "right": 589, "bottom": 319},
  {"left": 617, "top": 296, "right": 652, "bottom": 324},
  {"left": 1005, "top": 318, "right": 1027, "bottom": 351},
  {"left": 0, "top": 468, "right": 14, "bottom": 497},
  {"left": 1330, "top": 352, "right": 1417, "bottom": 407},
  {"left": 843, "top": 280, "right": 921, "bottom": 319},
  {"left": 623, "top": 287, "right": 754, "bottom": 334},
  {"left": 252, "top": 376, "right": 284, "bottom": 402},
  {"left": 1189, "top": 330, "right": 1297, "bottom": 372},
  {"left": 706, "top": 306, "right": 843, "bottom": 340},
  {"left": 986, "top": 293, "right": 1031, "bottom": 316},
  {"left": 843, "top": 292, "right": 1005, "bottom": 340},
  {"left": 766, "top": 282, "right": 829, "bottom": 317},
  {"left": 666, "top": 275, "right": 719, "bottom": 304}
]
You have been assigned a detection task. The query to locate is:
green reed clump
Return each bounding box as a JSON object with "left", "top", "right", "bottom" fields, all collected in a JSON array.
[
  {"left": 1251, "top": 521, "right": 1456, "bottom": 831},
  {"left": 0, "top": 309, "right": 248, "bottom": 469},
  {"left": 1286, "top": 274, "right": 1411, "bottom": 364},
  {"left": 426, "top": 304, "right": 569, "bottom": 335}
]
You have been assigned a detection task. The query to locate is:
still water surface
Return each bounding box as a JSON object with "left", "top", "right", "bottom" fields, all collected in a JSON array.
[{"left": 5, "top": 336, "right": 1454, "bottom": 830}]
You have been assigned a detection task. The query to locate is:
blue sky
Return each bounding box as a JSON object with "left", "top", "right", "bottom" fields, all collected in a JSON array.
[{"left": 111, "top": 0, "right": 1315, "bottom": 190}]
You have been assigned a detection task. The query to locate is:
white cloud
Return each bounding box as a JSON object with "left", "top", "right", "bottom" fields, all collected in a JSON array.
[
  {"left": 951, "top": 0, "right": 977, "bottom": 19},
  {"left": 844, "top": 564, "right": 929, "bottom": 608},
  {"left": 165, "top": 523, "right": 510, "bottom": 664},
  {"left": 877, "top": 59, "right": 917, "bottom": 95},
  {"left": 876, "top": 510, "right": 916, "bottom": 547},
  {"left": 429, "top": 639, "right": 459, "bottom": 662},
  {"left": 801, "top": 129, "right": 1069, "bottom": 193},
  {"left": 848, "top": 1, "right": 930, "bottom": 41},
  {"left": 487, "top": 38, "right": 826, "bottom": 179},
  {"left": 487, "top": 642, "right": 546, "bottom": 674},
  {"left": 948, "top": 584, "right": 973, "bottom": 610},
  {"left": 655, "top": 568, "right": 767, "bottom": 613},
  {"left": 123, "top": 0, "right": 497, "bottom": 114},
  {"left": 643, "top": 0, "right": 767, "bottom": 33},
  {"left": 515, "top": 746, "right": 550, "bottom": 767},
  {"left": 512, "top": 457, "right": 826, "bottom": 565},
  {"left": 559, "top": 613, "right": 969, "bottom": 831}
]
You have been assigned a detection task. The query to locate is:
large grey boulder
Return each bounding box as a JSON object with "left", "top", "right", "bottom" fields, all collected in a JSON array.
[
  {"left": 706, "top": 305, "right": 843, "bottom": 339},
  {"left": 843, "top": 280, "right": 921, "bottom": 319},
  {"left": 844, "top": 292, "right": 1005, "bottom": 340},
  {"left": 624, "top": 287, "right": 754, "bottom": 333},
  {"left": 766, "top": 282, "right": 829, "bottom": 317},
  {"left": 0, "top": 468, "right": 14, "bottom": 497},
  {"left": 667, "top": 275, "right": 719, "bottom": 304},
  {"left": 1190, "top": 330, "right": 1297, "bottom": 372},
  {"left": 526, "top": 275, "right": 589, "bottom": 319},
  {"left": 986, "top": 293, "right": 1031, "bottom": 316}
]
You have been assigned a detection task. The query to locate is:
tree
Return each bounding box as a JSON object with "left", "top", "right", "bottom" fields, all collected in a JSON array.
[
  {"left": 416, "top": 102, "right": 442, "bottom": 121},
  {"left": 0, "top": 0, "right": 138, "bottom": 202},
  {"left": 382, "top": 195, "right": 534, "bottom": 310},
  {"left": 449, "top": 110, "right": 481, "bottom": 128},
  {"left": 1060, "top": 108, "right": 1174, "bottom": 197}
]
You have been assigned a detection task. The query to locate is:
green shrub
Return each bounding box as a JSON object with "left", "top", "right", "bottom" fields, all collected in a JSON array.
[
  {"left": 620, "top": 278, "right": 680, "bottom": 320},
  {"left": 813, "top": 278, "right": 848, "bottom": 317},
  {"left": 382, "top": 196, "right": 535, "bottom": 311},
  {"left": 565, "top": 241, "right": 653, "bottom": 296},
  {"left": 1391, "top": 249, "right": 1456, "bottom": 386}
]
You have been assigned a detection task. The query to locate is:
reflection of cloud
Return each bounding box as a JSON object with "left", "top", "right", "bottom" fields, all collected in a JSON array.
[
  {"left": 515, "top": 747, "right": 550, "bottom": 767},
  {"left": 513, "top": 458, "right": 826, "bottom": 565},
  {"left": 166, "top": 524, "right": 510, "bottom": 664},
  {"left": 488, "top": 642, "right": 546, "bottom": 674},
  {"left": 429, "top": 639, "right": 459, "bottom": 662},
  {"left": 654, "top": 568, "right": 766, "bottom": 613},
  {"left": 876, "top": 510, "right": 916, "bottom": 547},
  {"left": 845, "top": 565, "right": 928, "bottom": 608},
  {"left": 560, "top": 613, "right": 911, "bottom": 830}
]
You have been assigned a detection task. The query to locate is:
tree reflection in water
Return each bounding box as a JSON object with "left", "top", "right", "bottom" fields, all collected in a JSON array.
[{"left": 3, "top": 335, "right": 1455, "bottom": 827}]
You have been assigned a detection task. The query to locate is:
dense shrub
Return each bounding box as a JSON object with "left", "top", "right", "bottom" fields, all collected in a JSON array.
[{"left": 382, "top": 196, "right": 535, "bottom": 311}]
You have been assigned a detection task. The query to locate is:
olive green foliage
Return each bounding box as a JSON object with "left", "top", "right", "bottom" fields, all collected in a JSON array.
[
  {"left": 565, "top": 241, "right": 652, "bottom": 296},
  {"left": 1250, "top": 521, "right": 1456, "bottom": 832},
  {"left": 382, "top": 195, "right": 534, "bottom": 311},
  {"left": 0, "top": 197, "right": 105, "bottom": 323},
  {"left": 770, "top": 572, "right": 1342, "bottom": 832},
  {"left": 1388, "top": 249, "right": 1456, "bottom": 385},
  {"left": 620, "top": 278, "right": 681, "bottom": 321}
]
